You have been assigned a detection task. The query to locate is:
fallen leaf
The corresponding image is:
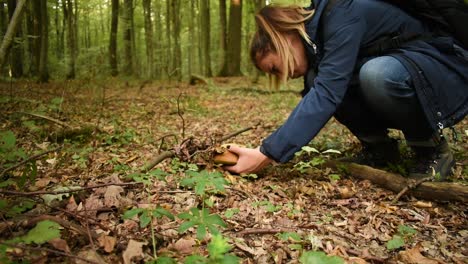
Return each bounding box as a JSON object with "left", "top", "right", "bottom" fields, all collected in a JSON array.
[
  {"left": 348, "top": 256, "right": 368, "bottom": 264},
  {"left": 104, "top": 186, "right": 124, "bottom": 207},
  {"left": 76, "top": 249, "right": 106, "bottom": 264},
  {"left": 66, "top": 195, "right": 78, "bottom": 212},
  {"left": 413, "top": 201, "right": 432, "bottom": 208},
  {"left": 398, "top": 244, "right": 439, "bottom": 264},
  {"left": 172, "top": 237, "right": 196, "bottom": 255},
  {"left": 35, "top": 177, "right": 52, "bottom": 188},
  {"left": 48, "top": 238, "right": 70, "bottom": 253},
  {"left": 98, "top": 235, "right": 117, "bottom": 253},
  {"left": 122, "top": 240, "right": 147, "bottom": 264}
]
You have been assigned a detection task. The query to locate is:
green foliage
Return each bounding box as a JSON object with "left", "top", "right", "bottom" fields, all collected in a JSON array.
[
  {"left": 1, "top": 199, "right": 35, "bottom": 218},
  {"left": 127, "top": 169, "right": 168, "bottom": 185},
  {"left": 0, "top": 131, "right": 31, "bottom": 185},
  {"left": 182, "top": 235, "right": 239, "bottom": 264},
  {"left": 277, "top": 232, "right": 302, "bottom": 242},
  {"left": 224, "top": 208, "right": 240, "bottom": 219},
  {"left": 253, "top": 200, "right": 282, "bottom": 213},
  {"left": 180, "top": 170, "right": 228, "bottom": 196},
  {"left": 9, "top": 220, "right": 62, "bottom": 244},
  {"left": 170, "top": 158, "right": 199, "bottom": 173},
  {"left": 123, "top": 207, "right": 174, "bottom": 228},
  {"left": 177, "top": 208, "right": 227, "bottom": 240},
  {"left": 299, "top": 251, "right": 344, "bottom": 264},
  {"left": 387, "top": 225, "right": 417, "bottom": 250}
]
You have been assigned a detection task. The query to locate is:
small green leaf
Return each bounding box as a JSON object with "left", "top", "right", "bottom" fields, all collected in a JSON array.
[
  {"left": 322, "top": 149, "right": 341, "bottom": 154},
  {"left": 300, "top": 251, "right": 344, "bottom": 264},
  {"left": 0, "top": 131, "right": 16, "bottom": 150},
  {"left": 224, "top": 208, "right": 240, "bottom": 219},
  {"left": 139, "top": 212, "right": 152, "bottom": 228},
  {"left": 153, "top": 207, "right": 175, "bottom": 220},
  {"left": 398, "top": 225, "right": 417, "bottom": 236},
  {"left": 123, "top": 208, "right": 145, "bottom": 219},
  {"left": 207, "top": 234, "right": 231, "bottom": 258},
  {"left": 204, "top": 213, "right": 227, "bottom": 228},
  {"left": 301, "top": 146, "right": 320, "bottom": 154},
  {"left": 184, "top": 255, "right": 206, "bottom": 264},
  {"left": 288, "top": 244, "right": 303, "bottom": 250},
  {"left": 178, "top": 221, "right": 197, "bottom": 234},
  {"left": 387, "top": 235, "right": 405, "bottom": 250},
  {"left": 196, "top": 224, "right": 207, "bottom": 240},
  {"left": 21, "top": 220, "right": 61, "bottom": 244},
  {"left": 155, "top": 256, "right": 177, "bottom": 264}
]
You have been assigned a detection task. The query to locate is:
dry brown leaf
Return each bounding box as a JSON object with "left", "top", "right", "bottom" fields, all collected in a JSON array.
[
  {"left": 98, "top": 235, "right": 117, "bottom": 253},
  {"left": 347, "top": 257, "right": 368, "bottom": 264},
  {"left": 48, "top": 238, "right": 70, "bottom": 253},
  {"left": 76, "top": 249, "right": 107, "bottom": 264},
  {"left": 122, "top": 240, "right": 147, "bottom": 264},
  {"left": 413, "top": 201, "right": 433, "bottom": 208},
  {"left": 66, "top": 195, "right": 78, "bottom": 212},
  {"left": 35, "top": 177, "right": 52, "bottom": 188},
  {"left": 104, "top": 185, "right": 124, "bottom": 207},
  {"left": 398, "top": 244, "right": 439, "bottom": 264},
  {"left": 172, "top": 237, "right": 196, "bottom": 255}
]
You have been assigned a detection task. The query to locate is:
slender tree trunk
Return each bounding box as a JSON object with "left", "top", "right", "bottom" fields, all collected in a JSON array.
[
  {"left": 199, "top": 0, "right": 212, "bottom": 77},
  {"left": 73, "top": 0, "right": 78, "bottom": 55},
  {"left": 171, "top": 0, "right": 181, "bottom": 81},
  {"left": 219, "top": 0, "right": 243, "bottom": 76},
  {"left": 142, "top": 0, "right": 153, "bottom": 79},
  {"left": 188, "top": 0, "right": 195, "bottom": 77},
  {"left": 218, "top": 0, "right": 227, "bottom": 76},
  {"left": 165, "top": 0, "right": 171, "bottom": 79},
  {"left": 0, "top": 3, "right": 6, "bottom": 36},
  {"left": 109, "top": 0, "right": 118, "bottom": 76},
  {"left": 153, "top": 0, "right": 161, "bottom": 79},
  {"left": 65, "top": 0, "right": 76, "bottom": 79},
  {"left": 123, "top": 0, "right": 133, "bottom": 75},
  {"left": 38, "top": 0, "right": 48, "bottom": 82},
  {"left": 7, "top": 0, "right": 23, "bottom": 78},
  {"left": 0, "top": 0, "right": 26, "bottom": 70}
]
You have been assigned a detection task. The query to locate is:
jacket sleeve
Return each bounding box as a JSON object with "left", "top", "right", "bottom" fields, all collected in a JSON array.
[{"left": 261, "top": 11, "right": 366, "bottom": 163}]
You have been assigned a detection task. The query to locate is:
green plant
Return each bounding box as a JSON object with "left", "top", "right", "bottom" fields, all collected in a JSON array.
[
  {"left": 127, "top": 169, "right": 168, "bottom": 185},
  {"left": 183, "top": 234, "right": 239, "bottom": 264},
  {"left": 299, "top": 251, "right": 344, "bottom": 264},
  {"left": 123, "top": 207, "right": 174, "bottom": 228},
  {"left": 277, "top": 232, "right": 303, "bottom": 250},
  {"left": 387, "top": 224, "right": 417, "bottom": 250},
  {"left": 253, "top": 200, "right": 282, "bottom": 213},
  {"left": 180, "top": 170, "right": 228, "bottom": 196},
  {"left": 1, "top": 220, "right": 62, "bottom": 263},
  {"left": 177, "top": 208, "right": 227, "bottom": 240},
  {"left": 224, "top": 208, "right": 240, "bottom": 219}
]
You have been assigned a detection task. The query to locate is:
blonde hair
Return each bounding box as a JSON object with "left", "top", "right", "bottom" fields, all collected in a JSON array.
[{"left": 250, "top": 4, "right": 314, "bottom": 89}]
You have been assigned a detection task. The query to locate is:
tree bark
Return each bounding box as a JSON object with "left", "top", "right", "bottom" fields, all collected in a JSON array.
[
  {"left": 218, "top": 0, "right": 227, "bottom": 75},
  {"left": 123, "top": 0, "right": 133, "bottom": 75},
  {"left": 199, "top": 0, "right": 212, "bottom": 77},
  {"left": 0, "top": 0, "right": 26, "bottom": 70},
  {"left": 142, "top": 0, "right": 154, "bottom": 79},
  {"left": 38, "top": 0, "right": 48, "bottom": 82},
  {"left": 109, "top": 0, "right": 118, "bottom": 76},
  {"left": 171, "top": 0, "right": 181, "bottom": 81},
  {"left": 64, "top": 0, "right": 76, "bottom": 79},
  {"left": 165, "top": 0, "right": 172, "bottom": 79},
  {"left": 328, "top": 161, "right": 468, "bottom": 202},
  {"left": 219, "top": 0, "right": 243, "bottom": 76},
  {"left": 7, "top": 0, "right": 23, "bottom": 78}
]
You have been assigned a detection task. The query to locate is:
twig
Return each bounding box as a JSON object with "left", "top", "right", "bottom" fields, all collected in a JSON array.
[
  {"left": 177, "top": 93, "right": 185, "bottom": 139},
  {"left": 0, "top": 146, "right": 62, "bottom": 177},
  {"left": 16, "top": 111, "right": 73, "bottom": 129},
  {"left": 27, "top": 215, "right": 98, "bottom": 240},
  {"left": 392, "top": 176, "right": 434, "bottom": 203},
  {"left": 0, "top": 182, "right": 142, "bottom": 196},
  {"left": 238, "top": 228, "right": 294, "bottom": 236},
  {"left": 218, "top": 122, "right": 260, "bottom": 142},
  {"left": 0, "top": 241, "right": 99, "bottom": 264},
  {"left": 142, "top": 150, "right": 175, "bottom": 173},
  {"left": 225, "top": 186, "right": 251, "bottom": 199}
]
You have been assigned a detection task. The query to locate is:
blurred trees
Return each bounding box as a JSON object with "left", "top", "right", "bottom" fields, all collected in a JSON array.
[{"left": 0, "top": 0, "right": 311, "bottom": 81}]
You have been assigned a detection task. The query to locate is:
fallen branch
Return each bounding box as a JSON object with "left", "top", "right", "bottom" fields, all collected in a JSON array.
[
  {"left": 0, "top": 146, "right": 62, "bottom": 177},
  {"left": 327, "top": 161, "right": 468, "bottom": 202},
  {"left": 0, "top": 241, "right": 99, "bottom": 264},
  {"left": 0, "top": 182, "right": 142, "bottom": 196},
  {"left": 392, "top": 176, "right": 434, "bottom": 203},
  {"left": 142, "top": 124, "right": 259, "bottom": 172},
  {"left": 17, "top": 111, "right": 73, "bottom": 129}
]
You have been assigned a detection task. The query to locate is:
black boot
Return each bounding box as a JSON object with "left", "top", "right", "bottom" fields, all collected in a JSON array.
[
  {"left": 408, "top": 137, "right": 454, "bottom": 181},
  {"left": 342, "top": 138, "right": 401, "bottom": 167}
]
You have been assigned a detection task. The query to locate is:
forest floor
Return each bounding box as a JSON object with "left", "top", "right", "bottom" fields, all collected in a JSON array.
[{"left": 0, "top": 78, "right": 466, "bottom": 264}]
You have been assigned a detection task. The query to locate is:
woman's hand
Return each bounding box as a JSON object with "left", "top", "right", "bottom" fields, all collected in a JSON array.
[{"left": 224, "top": 145, "right": 272, "bottom": 174}]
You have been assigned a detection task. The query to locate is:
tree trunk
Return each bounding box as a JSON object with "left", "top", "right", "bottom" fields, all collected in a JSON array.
[
  {"left": 188, "top": 0, "right": 195, "bottom": 77},
  {"left": 64, "top": 0, "right": 76, "bottom": 79},
  {"left": 54, "top": 0, "right": 63, "bottom": 59},
  {"left": 31, "top": 0, "right": 41, "bottom": 76},
  {"left": 171, "top": 0, "right": 181, "bottom": 81},
  {"left": 219, "top": 0, "right": 243, "bottom": 76},
  {"left": 0, "top": 0, "right": 26, "bottom": 69},
  {"left": 153, "top": 0, "right": 161, "bottom": 79},
  {"left": 218, "top": 0, "right": 227, "bottom": 75},
  {"left": 109, "top": 0, "right": 118, "bottom": 76},
  {"left": 142, "top": 0, "right": 154, "bottom": 79},
  {"left": 38, "top": 0, "right": 48, "bottom": 82},
  {"left": 199, "top": 0, "right": 212, "bottom": 77},
  {"left": 7, "top": 0, "right": 23, "bottom": 78},
  {"left": 165, "top": 0, "right": 171, "bottom": 79},
  {"left": 123, "top": 0, "right": 133, "bottom": 75}
]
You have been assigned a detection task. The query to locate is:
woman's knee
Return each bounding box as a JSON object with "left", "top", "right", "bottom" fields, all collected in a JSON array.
[{"left": 359, "top": 56, "right": 414, "bottom": 99}]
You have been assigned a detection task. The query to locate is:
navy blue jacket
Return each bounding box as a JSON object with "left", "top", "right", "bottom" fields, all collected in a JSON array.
[{"left": 261, "top": 0, "right": 468, "bottom": 163}]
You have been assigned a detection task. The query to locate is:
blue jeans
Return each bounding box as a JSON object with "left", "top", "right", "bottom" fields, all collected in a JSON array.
[{"left": 333, "top": 56, "right": 436, "bottom": 144}]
